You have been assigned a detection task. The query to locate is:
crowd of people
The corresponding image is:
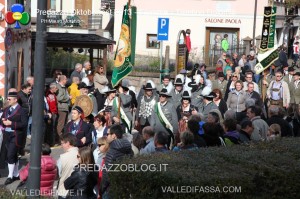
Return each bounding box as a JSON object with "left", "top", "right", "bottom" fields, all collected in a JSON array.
[{"left": 0, "top": 42, "right": 299, "bottom": 198}]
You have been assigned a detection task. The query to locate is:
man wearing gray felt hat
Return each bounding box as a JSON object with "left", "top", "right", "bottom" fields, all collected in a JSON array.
[{"left": 150, "top": 88, "right": 178, "bottom": 149}]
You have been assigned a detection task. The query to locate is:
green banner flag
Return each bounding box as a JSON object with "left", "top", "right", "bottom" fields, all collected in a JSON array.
[
  {"left": 254, "top": 47, "right": 279, "bottom": 74},
  {"left": 268, "top": 7, "right": 277, "bottom": 49},
  {"left": 260, "top": 6, "right": 272, "bottom": 52},
  {"left": 111, "top": 4, "right": 133, "bottom": 88}
]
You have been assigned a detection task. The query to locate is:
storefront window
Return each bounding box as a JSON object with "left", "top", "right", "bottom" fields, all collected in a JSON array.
[{"left": 146, "top": 34, "right": 160, "bottom": 49}]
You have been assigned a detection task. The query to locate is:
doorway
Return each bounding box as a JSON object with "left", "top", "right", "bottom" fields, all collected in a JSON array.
[{"left": 205, "top": 27, "right": 241, "bottom": 66}]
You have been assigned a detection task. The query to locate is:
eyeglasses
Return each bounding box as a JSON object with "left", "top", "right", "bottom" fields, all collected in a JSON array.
[
  {"left": 77, "top": 155, "right": 80, "bottom": 158},
  {"left": 159, "top": 95, "right": 166, "bottom": 98}
]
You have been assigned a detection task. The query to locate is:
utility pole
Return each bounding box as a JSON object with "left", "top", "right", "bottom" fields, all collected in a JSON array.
[
  {"left": 26, "top": 0, "right": 47, "bottom": 197},
  {"left": 252, "top": 0, "right": 258, "bottom": 47}
]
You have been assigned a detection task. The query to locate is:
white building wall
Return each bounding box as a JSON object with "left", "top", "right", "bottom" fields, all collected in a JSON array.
[{"left": 114, "top": 0, "right": 277, "bottom": 60}]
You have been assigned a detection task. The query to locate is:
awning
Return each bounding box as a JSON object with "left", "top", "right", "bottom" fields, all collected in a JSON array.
[{"left": 31, "top": 32, "right": 116, "bottom": 49}]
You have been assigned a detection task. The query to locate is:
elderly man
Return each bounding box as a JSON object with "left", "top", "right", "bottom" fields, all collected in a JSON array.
[
  {"left": 1, "top": 91, "right": 28, "bottom": 185},
  {"left": 70, "top": 63, "right": 83, "bottom": 82},
  {"left": 56, "top": 75, "right": 71, "bottom": 137},
  {"left": 140, "top": 126, "right": 156, "bottom": 154},
  {"left": 246, "top": 106, "right": 268, "bottom": 141},
  {"left": 243, "top": 71, "right": 260, "bottom": 94},
  {"left": 81, "top": 60, "right": 92, "bottom": 79}
]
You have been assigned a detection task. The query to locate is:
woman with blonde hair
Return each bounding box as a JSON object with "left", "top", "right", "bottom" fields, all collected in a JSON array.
[
  {"left": 226, "top": 80, "right": 248, "bottom": 113},
  {"left": 64, "top": 146, "right": 98, "bottom": 198},
  {"left": 93, "top": 137, "right": 109, "bottom": 165},
  {"left": 224, "top": 72, "right": 239, "bottom": 101},
  {"left": 267, "top": 124, "right": 281, "bottom": 141}
]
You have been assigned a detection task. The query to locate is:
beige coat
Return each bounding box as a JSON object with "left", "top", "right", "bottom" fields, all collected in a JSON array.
[
  {"left": 267, "top": 80, "right": 290, "bottom": 107},
  {"left": 94, "top": 73, "right": 108, "bottom": 91},
  {"left": 57, "top": 147, "right": 79, "bottom": 197},
  {"left": 290, "top": 81, "right": 300, "bottom": 104}
]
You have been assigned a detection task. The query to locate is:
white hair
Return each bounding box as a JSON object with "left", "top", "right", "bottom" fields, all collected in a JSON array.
[
  {"left": 83, "top": 61, "right": 90, "bottom": 67},
  {"left": 75, "top": 63, "right": 82, "bottom": 69},
  {"left": 26, "top": 76, "right": 34, "bottom": 81}
]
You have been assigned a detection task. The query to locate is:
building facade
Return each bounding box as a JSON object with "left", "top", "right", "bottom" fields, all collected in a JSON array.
[{"left": 114, "top": 0, "right": 300, "bottom": 66}]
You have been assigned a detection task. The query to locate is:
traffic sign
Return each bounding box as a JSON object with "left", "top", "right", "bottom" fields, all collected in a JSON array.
[{"left": 157, "top": 18, "right": 169, "bottom": 41}]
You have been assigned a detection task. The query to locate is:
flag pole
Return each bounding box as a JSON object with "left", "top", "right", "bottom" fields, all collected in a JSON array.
[{"left": 117, "top": 81, "right": 122, "bottom": 122}]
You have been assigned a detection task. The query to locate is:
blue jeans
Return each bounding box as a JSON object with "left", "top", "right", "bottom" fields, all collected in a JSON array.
[
  {"left": 27, "top": 116, "right": 32, "bottom": 135},
  {"left": 293, "top": 54, "right": 299, "bottom": 63},
  {"left": 254, "top": 74, "right": 260, "bottom": 84}
]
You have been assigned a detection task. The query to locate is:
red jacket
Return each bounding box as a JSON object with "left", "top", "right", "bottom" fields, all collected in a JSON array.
[
  {"left": 46, "top": 91, "right": 58, "bottom": 114},
  {"left": 20, "top": 155, "right": 57, "bottom": 196},
  {"left": 186, "top": 36, "right": 191, "bottom": 52}
]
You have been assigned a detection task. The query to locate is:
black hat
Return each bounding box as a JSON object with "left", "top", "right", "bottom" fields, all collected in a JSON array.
[
  {"left": 182, "top": 90, "right": 191, "bottom": 99},
  {"left": 144, "top": 82, "right": 155, "bottom": 90},
  {"left": 7, "top": 92, "right": 18, "bottom": 97},
  {"left": 294, "top": 72, "right": 300, "bottom": 76},
  {"left": 218, "top": 73, "right": 225, "bottom": 78},
  {"left": 174, "top": 78, "right": 183, "bottom": 85},
  {"left": 188, "top": 80, "right": 197, "bottom": 88},
  {"left": 288, "top": 67, "right": 295, "bottom": 72},
  {"left": 78, "top": 82, "right": 91, "bottom": 90},
  {"left": 204, "top": 92, "right": 217, "bottom": 99},
  {"left": 73, "top": 106, "right": 83, "bottom": 114},
  {"left": 158, "top": 88, "right": 171, "bottom": 97}
]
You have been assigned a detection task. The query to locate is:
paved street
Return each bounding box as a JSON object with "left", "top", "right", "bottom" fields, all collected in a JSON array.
[{"left": 0, "top": 137, "right": 63, "bottom": 197}]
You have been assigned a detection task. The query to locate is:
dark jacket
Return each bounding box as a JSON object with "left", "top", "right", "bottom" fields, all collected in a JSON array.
[
  {"left": 64, "top": 165, "right": 98, "bottom": 199},
  {"left": 0, "top": 104, "right": 28, "bottom": 147},
  {"left": 101, "top": 138, "right": 133, "bottom": 194},
  {"left": 17, "top": 91, "right": 30, "bottom": 115},
  {"left": 216, "top": 99, "right": 228, "bottom": 118},
  {"left": 239, "top": 130, "right": 251, "bottom": 143},
  {"left": 274, "top": 50, "right": 288, "bottom": 67},
  {"left": 247, "top": 91, "right": 263, "bottom": 107},
  {"left": 94, "top": 89, "right": 106, "bottom": 112},
  {"left": 64, "top": 120, "right": 93, "bottom": 147},
  {"left": 129, "top": 90, "right": 138, "bottom": 109},
  {"left": 267, "top": 116, "right": 293, "bottom": 137},
  {"left": 193, "top": 134, "right": 207, "bottom": 147},
  {"left": 176, "top": 104, "right": 198, "bottom": 120}
]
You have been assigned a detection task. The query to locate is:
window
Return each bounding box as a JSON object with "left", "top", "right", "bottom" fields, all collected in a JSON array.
[{"left": 146, "top": 34, "right": 160, "bottom": 49}]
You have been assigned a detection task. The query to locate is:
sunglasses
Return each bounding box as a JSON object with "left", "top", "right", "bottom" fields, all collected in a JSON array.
[
  {"left": 232, "top": 76, "right": 238, "bottom": 77},
  {"left": 98, "top": 144, "right": 104, "bottom": 147},
  {"left": 77, "top": 155, "right": 80, "bottom": 158},
  {"left": 159, "top": 95, "right": 167, "bottom": 98}
]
